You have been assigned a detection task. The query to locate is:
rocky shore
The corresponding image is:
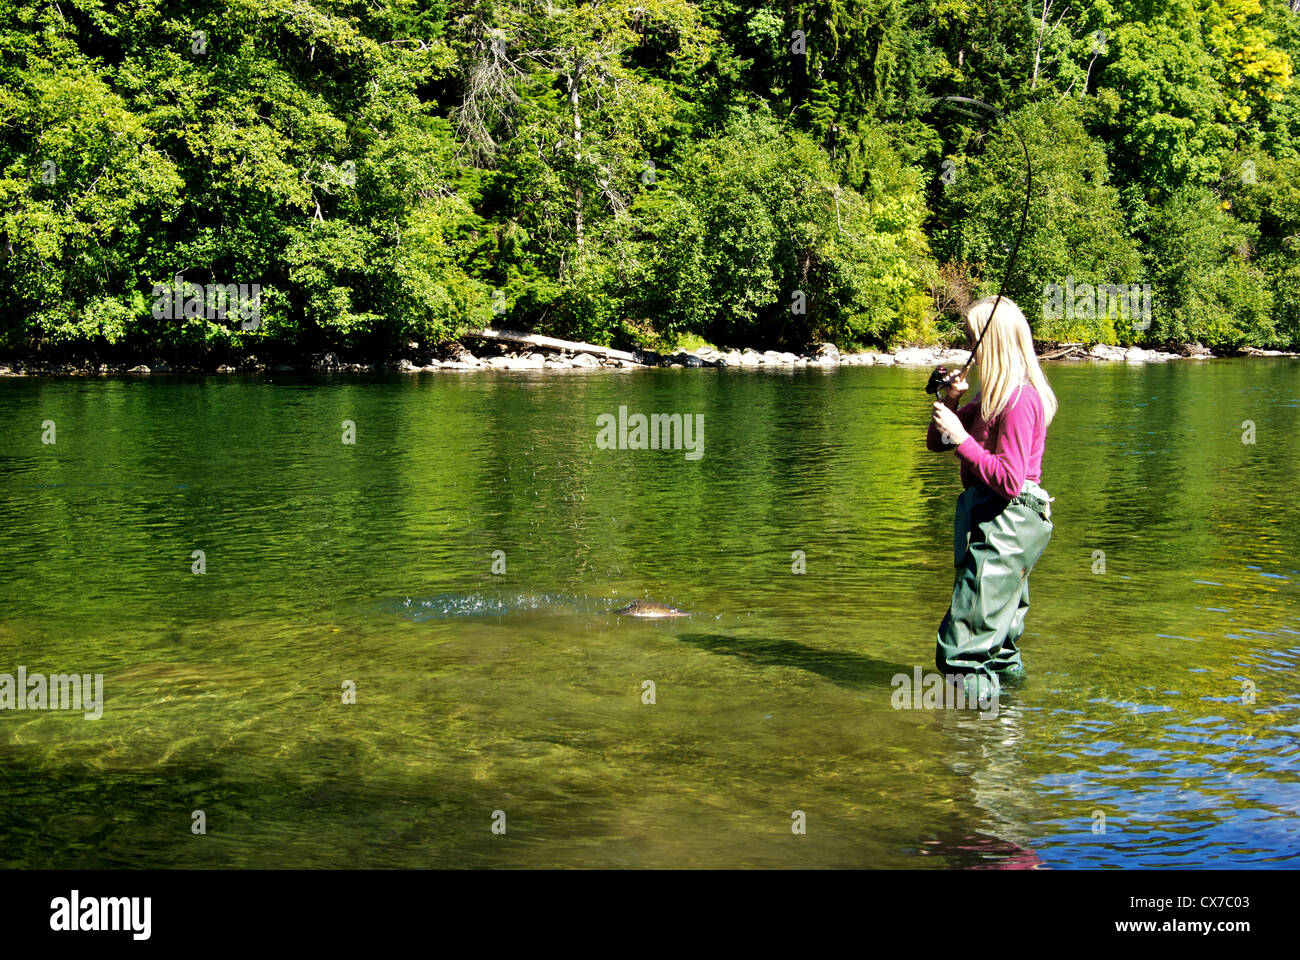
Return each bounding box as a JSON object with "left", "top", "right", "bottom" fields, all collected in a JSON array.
[{"left": 0, "top": 340, "right": 1294, "bottom": 377}]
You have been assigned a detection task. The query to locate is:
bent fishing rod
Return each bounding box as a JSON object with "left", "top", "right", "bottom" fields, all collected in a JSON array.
[{"left": 924, "top": 96, "right": 1033, "bottom": 398}]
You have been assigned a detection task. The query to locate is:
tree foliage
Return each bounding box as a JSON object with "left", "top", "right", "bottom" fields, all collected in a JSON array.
[{"left": 1, "top": 0, "right": 1297, "bottom": 361}]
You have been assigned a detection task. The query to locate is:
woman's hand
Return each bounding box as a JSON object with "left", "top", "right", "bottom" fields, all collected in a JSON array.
[
  {"left": 939, "top": 375, "right": 969, "bottom": 403},
  {"left": 931, "top": 402, "right": 970, "bottom": 447}
]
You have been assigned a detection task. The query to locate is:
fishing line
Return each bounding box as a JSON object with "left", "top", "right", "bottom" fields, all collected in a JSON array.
[{"left": 924, "top": 96, "right": 1033, "bottom": 395}]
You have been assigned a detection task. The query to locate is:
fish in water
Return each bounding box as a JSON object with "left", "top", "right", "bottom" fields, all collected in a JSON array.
[{"left": 614, "top": 599, "right": 691, "bottom": 619}]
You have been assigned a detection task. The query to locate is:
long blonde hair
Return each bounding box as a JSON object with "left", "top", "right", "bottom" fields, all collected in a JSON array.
[{"left": 965, "top": 296, "right": 1058, "bottom": 425}]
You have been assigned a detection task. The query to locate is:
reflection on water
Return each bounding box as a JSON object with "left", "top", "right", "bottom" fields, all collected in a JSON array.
[{"left": 0, "top": 359, "right": 1297, "bottom": 867}]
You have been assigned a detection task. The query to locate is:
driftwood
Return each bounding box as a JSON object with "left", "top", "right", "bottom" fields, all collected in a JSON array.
[
  {"left": 462, "top": 327, "right": 647, "bottom": 364},
  {"left": 1037, "top": 343, "right": 1088, "bottom": 361}
]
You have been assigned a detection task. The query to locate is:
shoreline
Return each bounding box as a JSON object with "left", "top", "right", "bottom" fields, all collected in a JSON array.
[{"left": 1, "top": 341, "right": 1295, "bottom": 377}]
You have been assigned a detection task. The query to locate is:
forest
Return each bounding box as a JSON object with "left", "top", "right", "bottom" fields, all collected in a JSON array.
[{"left": 1, "top": 0, "right": 1298, "bottom": 364}]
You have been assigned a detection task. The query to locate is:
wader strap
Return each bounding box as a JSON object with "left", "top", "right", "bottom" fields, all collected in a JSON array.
[{"left": 953, "top": 485, "right": 978, "bottom": 567}]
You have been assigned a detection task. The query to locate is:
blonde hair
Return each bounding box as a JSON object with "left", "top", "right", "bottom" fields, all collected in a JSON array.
[{"left": 964, "top": 296, "right": 1058, "bottom": 425}]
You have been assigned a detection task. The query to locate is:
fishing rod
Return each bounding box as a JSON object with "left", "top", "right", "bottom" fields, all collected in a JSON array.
[{"left": 924, "top": 96, "right": 1033, "bottom": 399}]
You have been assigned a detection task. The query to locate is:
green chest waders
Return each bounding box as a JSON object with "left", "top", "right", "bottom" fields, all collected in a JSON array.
[{"left": 936, "top": 479, "right": 1054, "bottom": 703}]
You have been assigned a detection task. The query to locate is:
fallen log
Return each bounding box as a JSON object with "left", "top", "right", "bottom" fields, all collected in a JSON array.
[
  {"left": 462, "top": 327, "right": 647, "bottom": 364},
  {"left": 1037, "top": 343, "right": 1087, "bottom": 361}
]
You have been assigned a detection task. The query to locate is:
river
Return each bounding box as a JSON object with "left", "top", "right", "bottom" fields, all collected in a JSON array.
[{"left": 1, "top": 359, "right": 1297, "bottom": 867}]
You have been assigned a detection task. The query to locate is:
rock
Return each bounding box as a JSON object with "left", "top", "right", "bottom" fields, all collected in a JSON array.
[
  {"left": 312, "top": 352, "right": 341, "bottom": 372},
  {"left": 1124, "top": 347, "right": 1149, "bottom": 363},
  {"left": 814, "top": 342, "right": 840, "bottom": 359},
  {"left": 484, "top": 356, "right": 513, "bottom": 368},
  {"left": 216, "top": 364, "right": 236, "bottom": 374},
  {"left": 439, "top": 341, "right": 478, "bottom": 363},
  {"left": 1089, "top": 343, "right": 1124, "bottom": 361},
  {"left": 1239, "top": 345, "right": 1295, "bottom": 357},
  {"left": 570, "top": 352, "right": 600, "bottom": 367},
  {"left": 674, "top": 352, "right": 706, "bottom": 367},
  {"left": 894, "top": 347, "right": 937, "bottom": 366},
  {"left": 761, "top": 350, "right": 784, "bottom": 364},
  {"left": 127, "top": 364, "right": 151, "bottom": 374},
  {"left": 737, "top": 352, "right": 761, "bottom": 367},
  {"left": 874, "top": 354, "right": 896, "bottom": 365},
  {"left": 796, "top": 357, "right": 809, "bottom": 366},
  {"left": 544, "top": 357, "right": 573, "bottom": 369}
]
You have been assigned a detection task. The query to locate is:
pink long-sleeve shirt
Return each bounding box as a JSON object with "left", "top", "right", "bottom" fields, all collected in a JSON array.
[{"left": 927, "top": 383, "right": 1046, "bottom": 500}]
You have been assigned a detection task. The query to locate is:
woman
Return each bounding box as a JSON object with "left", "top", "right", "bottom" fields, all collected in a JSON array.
[{"left": 927, "top": 296, "right": 1057, "bottom": 704}]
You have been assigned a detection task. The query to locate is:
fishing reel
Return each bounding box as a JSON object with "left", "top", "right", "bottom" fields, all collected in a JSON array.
[{"left": 925, "top": 365, "right": 955, "bottom": 397}]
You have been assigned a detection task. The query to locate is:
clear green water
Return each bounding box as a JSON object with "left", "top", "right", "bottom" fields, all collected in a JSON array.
[{"left": 1, "top": 360, "right": 1298, "bottom": 868}]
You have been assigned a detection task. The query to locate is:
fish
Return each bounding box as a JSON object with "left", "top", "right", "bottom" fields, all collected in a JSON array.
[{"left": 614, "top": 599, "right": 691, "bottom": 619}]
